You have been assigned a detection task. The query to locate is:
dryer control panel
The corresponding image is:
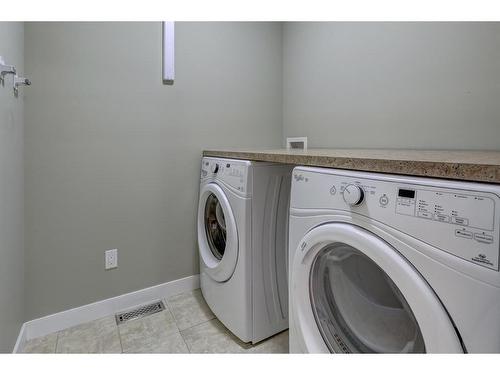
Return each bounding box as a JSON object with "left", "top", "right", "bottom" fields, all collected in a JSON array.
[
  {"left": 200, "top": 157, "right": 251, "bottom": 195},
  {"left": 291, "top": 167, "right": 500, "bottom": 271},
  {"left": 395, "top": 188, "right": 494, "bottom": 231}
]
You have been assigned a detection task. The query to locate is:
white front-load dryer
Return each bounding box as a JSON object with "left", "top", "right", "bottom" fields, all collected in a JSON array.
[
  {"left": 289, "top": 166, "right": 500, "bottom": 353},
  {"left": 198, "top": 157, "right": 292, "bottom": 343}
]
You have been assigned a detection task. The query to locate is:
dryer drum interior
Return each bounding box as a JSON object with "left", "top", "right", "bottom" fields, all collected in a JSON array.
[
  {"left": 204, "top": 193, "right": 227, "bottom": 260},
  {"left": 309, "top": 242, "right": 426, "bottom": 353}
]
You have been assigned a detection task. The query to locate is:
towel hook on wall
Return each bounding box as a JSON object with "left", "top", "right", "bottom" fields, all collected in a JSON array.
[
  {"left": 0, "top": 56, "right": 16, "bottom": 85},
  {"left": 13, "top": 75, "right": 31, "bottom": 96}
]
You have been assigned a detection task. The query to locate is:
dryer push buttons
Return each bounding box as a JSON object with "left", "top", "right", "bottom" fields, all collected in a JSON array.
[
  {"left": 379, "top": 194, "right": 389, "bottom": 206},
  {"left": 417, "top": 211, "right": 433, "bottom": 219},
  {"left": 434, "top": 213, "right": 450, "bottom": 223},
  {"left": 474, "top": 233, "right": 493, "bottom": 244},
  {"left": 451, "top": 217, "right": 469, "bottom": 226},
  {"left": 455, "top": 229, "right": 473, "bottom": 239}
]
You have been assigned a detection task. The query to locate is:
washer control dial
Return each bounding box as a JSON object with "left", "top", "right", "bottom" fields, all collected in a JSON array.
[
  {"left": 343, "top": 184, "right": 365, "bottom": 206},
  {"left": 211, "top": 163, "right": 219, "bottom": 174}
]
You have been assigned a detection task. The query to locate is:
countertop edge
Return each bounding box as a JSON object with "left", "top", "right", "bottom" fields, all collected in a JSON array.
[{"left": 202, "top": 150, "right": 500, "bottom": 184}]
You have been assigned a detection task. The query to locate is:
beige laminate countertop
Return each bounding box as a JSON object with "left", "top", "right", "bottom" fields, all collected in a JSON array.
[{"left": 203, "top": 149, "right": 500, "bottom": 184}]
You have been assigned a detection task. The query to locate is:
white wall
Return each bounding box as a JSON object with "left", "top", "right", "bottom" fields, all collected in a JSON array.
[
  {"left": 283, "top": 22, "right": 500, "bottom": 150},
  {"left": 24, "top": 22, "right": 283, "bottom": 320},
  {"left": 0, "top": 22, "right": 24, "bottom": 352}
]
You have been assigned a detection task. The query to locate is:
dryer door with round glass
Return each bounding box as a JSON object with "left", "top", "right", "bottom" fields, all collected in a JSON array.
[
  {"left": 291, "top": 223, "right": 463, "bottom": 353},
  {"left": 198, "top": 183, "right": 238, "bottom": 282}
]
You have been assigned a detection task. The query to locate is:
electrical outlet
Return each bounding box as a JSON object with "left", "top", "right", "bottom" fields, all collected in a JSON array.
[{"left": 105, "top": 249, "right": 118, "bottom": 270}]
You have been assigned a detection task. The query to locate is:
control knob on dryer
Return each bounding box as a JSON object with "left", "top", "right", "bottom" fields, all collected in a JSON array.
[
  {"left": 343, "top": 184, "right": 365, "bottom": 206},
  {"left": 211, "top": 163, "right": 219, "bottom": 174}
]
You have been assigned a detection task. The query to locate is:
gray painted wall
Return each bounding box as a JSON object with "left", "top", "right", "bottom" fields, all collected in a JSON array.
[
  {"left": 283, "top": 22, "right": 500, "bottom": 150},
  {"left": 0, "top": 22, "right": 24, "bottom": 352},
  {"left": 24, "top": 22, "right": 283, "bottom": 319},
  {"left": 19, "top": 21, "right": 500, "bottom": 323}
]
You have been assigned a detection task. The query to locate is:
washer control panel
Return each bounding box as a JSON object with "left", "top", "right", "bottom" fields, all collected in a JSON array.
[
  {"left": 291, "top": 168, "right": 500, "bottom": 271},
  {"left": 201, "top": 157, "right": 250, "bottom": 194}
]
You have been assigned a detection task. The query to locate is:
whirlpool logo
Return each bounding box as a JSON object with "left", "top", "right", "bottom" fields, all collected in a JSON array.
[
  {"left": 471, "top": 252, "right": 494, "bottom": 267},
  {"left": 293, "top": 173, "right": 309, "bottom": 182}
]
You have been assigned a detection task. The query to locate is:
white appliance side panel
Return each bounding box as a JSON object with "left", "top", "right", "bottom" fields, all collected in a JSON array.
[{"left": 251, "top": 165, "right": 292, "bottom": 343}]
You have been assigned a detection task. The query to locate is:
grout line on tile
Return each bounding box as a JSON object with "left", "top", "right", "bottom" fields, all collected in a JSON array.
[
  {"left": 164, "top": 298, "right": 217, "bottom": 332},
  {"left": 162, "top": 298, "right": 174, "bottom": 315},
  {"left": 55, "top": 332, "right": 60, "bottom": 353},
  {"left": 53, "top": 332, "right": 59, "bottom": 354},
  {"left": 177, "top": 324, "right": 192, "bottom": 353},
  {"left": 165, "top": 297, "right": 193, "bottom": 353},
  {"left": 109, "top": 314, "right": 124, "bottom": 354},
  {"left": 178, "top": 316, "right": 217, "bottom": 334},
  {"left": 116, "top": 324, "right": 124, "bottom": 354}
]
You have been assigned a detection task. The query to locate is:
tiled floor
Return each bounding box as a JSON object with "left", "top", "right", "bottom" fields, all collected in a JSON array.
[{"left": 22, "top": 289, "right": 289, "bottom": 354}]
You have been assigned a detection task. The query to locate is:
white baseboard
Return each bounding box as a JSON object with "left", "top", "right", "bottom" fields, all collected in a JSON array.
[{"left": 13, "top": 274, "right": 199, "bottom": 352}]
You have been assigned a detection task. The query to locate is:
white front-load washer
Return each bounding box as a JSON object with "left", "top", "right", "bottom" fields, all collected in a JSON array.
[
  {"left": 289, "top": 166, "right": 500, "bottom": 353},
  {"left": 198, "top": 157, "right": 292, "bottom": 343}
]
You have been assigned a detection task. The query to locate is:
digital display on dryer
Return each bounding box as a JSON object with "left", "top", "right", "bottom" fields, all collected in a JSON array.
[{"left": 398, "top": 189, "right": 415, "bottom": 199}]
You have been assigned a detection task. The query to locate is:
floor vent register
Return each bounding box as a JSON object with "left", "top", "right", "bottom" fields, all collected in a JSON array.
[{"left": 115, "top": 301, "right": 166, "bottom": 325}]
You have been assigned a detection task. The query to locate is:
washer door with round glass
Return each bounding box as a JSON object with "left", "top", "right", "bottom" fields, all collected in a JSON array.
[
  {"left": 291, "top": 223, "right": 463, "bottom": 353},
  {"left": 198, "top": 183, "right": 238, "bottom": 282}
]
